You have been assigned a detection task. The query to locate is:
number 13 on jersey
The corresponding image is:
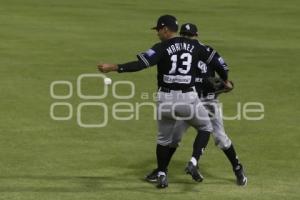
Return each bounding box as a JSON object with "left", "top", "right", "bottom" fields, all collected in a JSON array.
[{"left": 169, "top": 53, "right": 192, "bottom": 74}]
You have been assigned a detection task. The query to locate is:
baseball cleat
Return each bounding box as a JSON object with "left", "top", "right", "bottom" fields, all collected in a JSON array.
[
  {"left": 156, "top": 173, "right": 168, "bottom": 188},
  {"left": 185, "top": 161, "right": 204, "bottom": 182},
  {"left": 145, "top": 168, "right": 159, "bottom": 183},
  {"left": 234, "top": 164, "right": 247, "bottom": 186}
]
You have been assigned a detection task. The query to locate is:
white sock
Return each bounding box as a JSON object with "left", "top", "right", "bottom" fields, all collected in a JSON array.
[
  {"left": 190, "top": 157, "right": 197, "bottom": 166},
  {"left": 158, "top": 171, "right": 166, "bottom": 176}
]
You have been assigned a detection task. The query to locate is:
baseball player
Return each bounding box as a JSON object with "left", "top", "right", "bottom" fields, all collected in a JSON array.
[
  {"left": 98, "top": 15, "right": 215, "bottom": 189},
  {"left": 146, "top": 23, "right": 247, "bottom": 186}
]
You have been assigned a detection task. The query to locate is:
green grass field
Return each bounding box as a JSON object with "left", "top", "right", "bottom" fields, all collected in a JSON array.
[{"left": 1, "top": 0, "right": 300, "bottom": 199}]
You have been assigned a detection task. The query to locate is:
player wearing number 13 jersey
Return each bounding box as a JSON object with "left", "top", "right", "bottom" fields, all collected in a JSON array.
[
  {"left": 134, "top": 33, "right": 211, "bottom": 90},
  {"left": 98, "top": 15, "right": 214, "bottom": 188}
]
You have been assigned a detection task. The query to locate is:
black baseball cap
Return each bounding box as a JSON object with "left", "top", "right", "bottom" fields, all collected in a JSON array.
[
  {"left": 151, "top": 15, "right": 178, "bottom": 32},
  {"left": 180, "top": 23, "right": 198, "bottom": 36}
]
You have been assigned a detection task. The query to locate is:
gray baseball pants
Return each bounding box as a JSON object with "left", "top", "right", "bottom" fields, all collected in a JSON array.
[{"left": 156, "top": 88, "right": 213, "bottom": 146}]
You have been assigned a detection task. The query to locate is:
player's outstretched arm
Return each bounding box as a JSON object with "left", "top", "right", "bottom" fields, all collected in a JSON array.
[
  {"left": 97, "top": 44, "right": 161, "bottom": 74},
  {"left": 98, "top": 63, "right": 118, "bottom": 73},
  {"left": 98, "top": 60, "right": 148, "bottom": 73}
]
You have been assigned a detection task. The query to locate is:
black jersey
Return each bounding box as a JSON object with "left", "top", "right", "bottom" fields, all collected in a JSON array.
[
  {"left": 194, "top": 45, "right": 229, "bottom": 97},
  {"left": 136, "top": 37, "right": 211, "bottom": 90}
]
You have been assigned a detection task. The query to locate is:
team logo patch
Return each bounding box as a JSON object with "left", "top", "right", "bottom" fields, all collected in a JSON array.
[{"left": 145, "top": 49, "right": 156, "bottom": 57}]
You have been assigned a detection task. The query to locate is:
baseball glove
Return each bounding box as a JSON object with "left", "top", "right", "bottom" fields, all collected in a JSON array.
[{"left": 205, "top": 77, "right": 234, "bottom": 94}]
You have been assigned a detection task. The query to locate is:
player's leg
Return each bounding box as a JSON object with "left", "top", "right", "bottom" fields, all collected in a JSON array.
[
  {"left": 155, "top": 117, "right": 176, "bottom": 188},
  {"left": 183, "top": 98, "right": 213, "bottom": 182},
  {"left": 168, "top": 120, "right": 190, "bottom": 164},
  {"left": 145, "top": 120, "right": 189, "bottom": 183},
  {"left": 209, "top": 100, "right": 247, "bottom": 186},
  {"left": 151, "top": 99, "right": 180, "bottom": 188}
]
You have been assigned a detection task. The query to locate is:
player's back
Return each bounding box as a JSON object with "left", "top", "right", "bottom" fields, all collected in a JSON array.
[{"left": 155, "top": 37, "right": 210, "bottom": 90}]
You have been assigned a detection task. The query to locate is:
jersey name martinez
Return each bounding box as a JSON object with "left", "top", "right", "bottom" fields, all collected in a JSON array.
[{"left": 166, "top": 42, "right": 195, "bottom": 55}]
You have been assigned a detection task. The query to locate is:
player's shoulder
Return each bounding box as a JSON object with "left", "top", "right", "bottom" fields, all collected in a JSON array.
[
  {"left": 195, "top": 41, "right": 215, "bottom": 53},
  {"left": 151, "top": 42, "right": 163, "bottom": 48},
  {"left": 202, "top": 44, "right": 224, "bottom": 59},
  {"left": 204, "top": 44, "right": 214, "bottom": 50},
  {"left": 147, "top": 42, "right": 164, "bottom": 55},
  {"left": 190, "top": 40, "right": 211, "bottom": 54}
]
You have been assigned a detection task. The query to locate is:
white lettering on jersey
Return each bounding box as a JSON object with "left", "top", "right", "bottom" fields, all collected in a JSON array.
[
  {"left": 195, "top": 77, "right": 203, "bottom": 83},
  {"left": 166, "top": 43, "right": 195, "bottom": 55},
  {"left": 163, "top": 75, "right": 192, "bottom": 84}
]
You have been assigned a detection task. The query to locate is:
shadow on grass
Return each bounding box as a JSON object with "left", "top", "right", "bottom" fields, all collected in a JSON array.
[
  {"left": 0, "top": 175, "right": 145, "bottom": 193},
  {"left": 0, "top": 175, "right": 190, "bottom": 194},
  {"left": 0, "top": 159, "right": 235, "bottom": 193}
]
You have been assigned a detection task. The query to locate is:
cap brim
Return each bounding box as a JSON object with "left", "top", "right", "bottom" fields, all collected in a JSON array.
[{"left": 151, "top": 26, "right": 158, "bottom": 30}]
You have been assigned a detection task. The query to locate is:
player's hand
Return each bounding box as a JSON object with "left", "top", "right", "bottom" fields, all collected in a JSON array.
[
  {"left": 97, "top": 63, "right": 118, "bottom": 73},
  {"left": 223, "top": 80, "right": 234, "bottom": 92}
]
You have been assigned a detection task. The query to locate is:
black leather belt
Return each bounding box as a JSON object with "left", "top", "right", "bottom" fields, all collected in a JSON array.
[{"left": 159, "top": 87, "right": 194, "bottom": 93}]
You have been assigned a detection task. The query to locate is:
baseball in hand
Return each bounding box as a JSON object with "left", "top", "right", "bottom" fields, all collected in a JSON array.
[{"left": 104, "top": 77, "right": 112, "bottom": 85}]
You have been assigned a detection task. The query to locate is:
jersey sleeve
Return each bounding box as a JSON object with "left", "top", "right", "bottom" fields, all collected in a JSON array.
[
  {"left": 117, "top": 60, "right": 148, "bottom": 73},
  {"left": 137, "top": 43, "right": 163, "bottom": 67},
  {"left": 205, "top": 45, "right": 229, "bottom": 80},
  {"left": 197, "top": 42, "right": 211, "bottom": 63}
]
